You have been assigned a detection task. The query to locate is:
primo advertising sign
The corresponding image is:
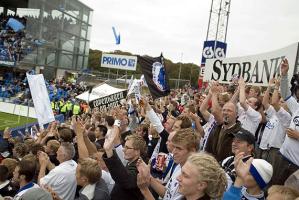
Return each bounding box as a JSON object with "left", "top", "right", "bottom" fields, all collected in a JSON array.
[{"left": 101, "top": 53, "right": 137, "bottom": 71}]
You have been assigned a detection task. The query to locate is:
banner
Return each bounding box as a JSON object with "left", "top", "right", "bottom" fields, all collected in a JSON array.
[
  {"left": 101, "top": 53, "right": 137, "bottom": 71},
  {"left": 203, "top": 43, "right": 299, "bottom": 86},
  {"left": 138, "top": 55, "right": 170, "bottom": 99},
  {"left": 201, "top": 40, "right": 227, "bottom": 65},
  {"left": 90, "top": 90, "right": 127, "bottom": 111},
  {"left": 26, "top": 74, "right": 55, "bottom": 126}
]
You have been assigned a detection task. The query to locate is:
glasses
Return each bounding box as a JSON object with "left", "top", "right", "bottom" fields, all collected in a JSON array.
[{"left": 124, "top": 146, "right": 135, "bottom": 150}]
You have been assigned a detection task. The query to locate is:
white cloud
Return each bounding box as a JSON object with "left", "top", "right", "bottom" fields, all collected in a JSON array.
[{"left": 80, "top": 0, "right": 299, "bottom": 65}]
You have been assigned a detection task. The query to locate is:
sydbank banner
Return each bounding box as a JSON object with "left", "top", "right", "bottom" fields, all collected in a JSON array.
[
  {"left": 204, "top": 43, "right": 298, "bottom": 86},
  {"left": 101, "top": 53, "right": 137, "bottom": 71},
  {"left": 26, "top": 74, "right": 55, "bottom": 126}
]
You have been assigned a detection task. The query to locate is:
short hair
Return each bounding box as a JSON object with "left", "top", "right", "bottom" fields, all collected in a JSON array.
[
  {"left": 268, "top": 185, "right": 299, "bottom": 200},
  {"left": 1, "top": 158, "right": 18, "bottom": 179},
  {"left": 60, "top": 142, "right": 75, "bottom": 160},
  {"left": 176, "top": 115, "right": 192, "bottom": 129},
  {"left": 18, "top": 159, "right": 37, "bottom": 182},
  {"left": 14, "top": 143, "right": 28, "bottom": 157},
  {"left": 186, "top": 104, "right": 196, "bottom": 114},
  {"left": 98, "top": 125, "right": 108, "bottom": 136},
  {"left": 105, "top": 115, "right": 115, "bottom": 127},
  {"left": 31, "top": 143, "right": 45, "bottom": 155},
  {"left": 58, "top": 128, "right": 74, "bottom": 143},
  {"left": 78, "top": 158, "right": 102, "bottom": 184},
  {"left": 0, "top": 165, "right": 9, "bottom": 182},
  {"left": 187, "top": 152, "right": 227, "bottom": 198},
  {"left": 251, "top": 86, "right": 261, "bottom": 96},
  {"left": 171, "top": 128, "right": 199, "bottom": 152},
  {"left": 46, "top": 140, "right": 60, "bottom": 153},
  {"left": 87, "top": 131, "right": 96, "bottom": 142},
  {"left": 125, "top": 134, "right": 147, "bottom": 156}
]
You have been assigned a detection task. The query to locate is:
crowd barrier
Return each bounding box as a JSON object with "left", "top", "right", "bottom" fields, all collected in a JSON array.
[
  {"left": 0, "top": 101, "right": 36, "bottom": 118},
  {"left": 0, "top": 101, "right": 64, "bottom": 137}
]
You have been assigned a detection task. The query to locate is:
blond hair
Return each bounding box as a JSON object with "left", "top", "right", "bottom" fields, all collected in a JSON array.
[
  {"left": 187, "top": 152, "right": 227, "bottom": 199},
  {"left": 268, "top": 185, "right": 299, "bottom": 200},
  {"left": 47, "top": 140, "right": 60, "bottom": 153},
  {"left": 125, "top": 134, "right": 147, "bottom": 156},
  {"left": 78, "top": 158, "right": 102, "bottom": 184},
  {"left": 172, "top": 128, "right": 200, "bottom": 152},
  {"left": 1, "top": 158, "right": 18, "bottom": 179}
]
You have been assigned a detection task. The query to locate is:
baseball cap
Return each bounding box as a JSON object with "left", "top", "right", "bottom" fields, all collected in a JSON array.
[
  {"left": 249, "top": 159, "right": 273, "bottom": 189},
  {"left": 233, "top": 129, "right": 255, "bottom": 145}
]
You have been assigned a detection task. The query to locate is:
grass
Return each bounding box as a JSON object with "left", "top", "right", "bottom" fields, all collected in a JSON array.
[{"left": 0, "top": 112, "right": 37, "bottom": 130}]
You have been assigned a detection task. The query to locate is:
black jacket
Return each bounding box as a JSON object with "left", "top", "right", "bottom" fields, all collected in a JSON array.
[
  {"left": 205, "top": 121, "right": 242, "bottom": 162},
  {"left": 103, "top": 151, "right": 143, "bottom": 200}
]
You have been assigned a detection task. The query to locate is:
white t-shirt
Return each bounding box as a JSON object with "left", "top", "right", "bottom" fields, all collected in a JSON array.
[
  {"left": 14, "top": 183, "right": 40, "bottom": 200},
  {"left": 101, "top": 170, "right": 115, "bottom": 194},
  {"left": 280, "top": 96, "right": 299, "bottom": 166},
  {"left": 40, "top": 160, "right": 77, "bottom": 200},
  {"left": 163, "top": 165, "right": 183, "bottom": 200},
  {"left": 238, "top": 103, "right": 261, "bottom": 135},
  {"left": 259, "top": 105, "right": 291, "bottom": 149},
  {"left": 201, "top": 114, "right": 216, "bottom": 151}
]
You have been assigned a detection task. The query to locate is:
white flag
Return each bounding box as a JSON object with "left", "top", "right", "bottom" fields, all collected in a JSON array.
[{"left": 26, "top": 73, "right": 55, "bottom": 126}]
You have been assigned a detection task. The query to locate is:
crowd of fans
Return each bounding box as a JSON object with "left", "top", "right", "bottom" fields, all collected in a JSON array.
[
  {"left": 0, "top": 13, "right": 75, "bottom": 64},
  {"left": 0, "top": 59, "right": 298, "bottom": 200},
  {"left": 0, "top": 14, "right": 31, "bottom": 63}
]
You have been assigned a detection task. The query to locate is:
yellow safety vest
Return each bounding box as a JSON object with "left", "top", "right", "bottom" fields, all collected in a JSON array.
[
  {"left": 73, "top": 105, "right": 80, "bottom": 115},
  {"left": 61, "top": 104, "right": 67, "bottom": 113}
]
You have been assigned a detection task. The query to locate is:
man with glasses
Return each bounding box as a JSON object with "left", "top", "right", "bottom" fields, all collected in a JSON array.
[{"left": 102, "top": 125, "right": 146, "bottom": 200}]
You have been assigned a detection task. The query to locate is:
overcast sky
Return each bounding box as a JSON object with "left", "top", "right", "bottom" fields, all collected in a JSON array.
[{"left": 80, "top": 0, "right": 299, "bottom": 65}]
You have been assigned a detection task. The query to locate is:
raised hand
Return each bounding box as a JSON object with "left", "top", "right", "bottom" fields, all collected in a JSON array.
[
  {"left": 38, "top": 151, "right": 50, "bottom": 167},
  {"left": 234, "top": 152, "right": 253, "bottom": 181},
  {"left": 281, "top": 58, "right": 289, "bottom": 76},
  {"left": 136, "top": 158, "right": 151, "bottom": 188}
]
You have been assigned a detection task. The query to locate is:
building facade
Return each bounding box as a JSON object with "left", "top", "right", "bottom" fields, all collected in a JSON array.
[{"left": 0, "top": 0, "right": 92, "bottom": 78}]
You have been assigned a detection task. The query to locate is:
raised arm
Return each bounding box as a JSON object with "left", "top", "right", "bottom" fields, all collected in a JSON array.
[
  {"left": 230, "top": 86, "right": 240, "bottom": 104},
  {"left": 272, "top": 78, "right": 281, "bottom": 111},
  {"left": 210, "top": 82, "right": 223, "bottom": 124},
  {"left": 200, "top": 91, "right": 212, "bottom": 122},
  {"left": 280, "top": 58, "right": 291, "bottom": 100},
  {"left": 239, "top": 77, "right": 248, "bottom": 111},
  {"left": 262, "top": 78, "right": 275, "bottom": 110}
]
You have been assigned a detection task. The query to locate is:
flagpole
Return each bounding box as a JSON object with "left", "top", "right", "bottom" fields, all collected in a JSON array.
[
  {"left": 125, "top": 70, "right": 128, "bottom": 88},
  {"left": 178, "top": 53, "right": 183, "bottom": 89}
]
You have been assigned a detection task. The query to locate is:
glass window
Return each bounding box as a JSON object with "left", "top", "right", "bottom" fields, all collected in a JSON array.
[
  {"left": 83, "top": 9, "right": 89, "bottom": 23},
  {"left": 85, "top": 41, "right": 90, "bottom": 56},
  {"left": 61, "top": 33, "right": 75, "bottom": 52},
  {"left": 65, "top": 0, "right": 81, "bottom": 19},
  {"left": 63, "top": 15, "right": 81, "bottom": 37},
  {"left": 79, "top": 40, "right": 85, "bottom": 54},
  {"left": 77, "top": 56, "right": 83, "bottom": 69},
  {"left": 83, "top": 56, "right": 89, "bottom": 68},
  {"left": 59, "top": 52, "right": 73, "bottom": 69},
  {"left": 87, "top": 25, "right": 92, "bottom": 41}
]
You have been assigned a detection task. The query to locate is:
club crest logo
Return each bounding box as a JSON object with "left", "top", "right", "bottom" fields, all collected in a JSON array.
[{"left": 152, "top": 61, "right": 167, "bottom": 92}]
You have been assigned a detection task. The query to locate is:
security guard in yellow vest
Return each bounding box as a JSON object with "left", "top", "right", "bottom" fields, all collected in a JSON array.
[
  {"left": 66, "top": 100, "right": 73, "bottom": 119},
  {"left": 72, "top": 103, "right": 81, "bottom": 115},
  {"left": 60, "top": 103, "right": 67, "bottom": 117},
  {"left": 51, "top": 101, "right": 55, "bottom": 110},
  {"left": 58, "top": 99, "right": 64, "bottom": 113}
]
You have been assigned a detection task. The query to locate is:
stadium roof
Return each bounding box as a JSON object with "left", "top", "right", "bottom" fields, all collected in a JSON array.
[{"left": 0, "top": 0, "right": 28, "bottom": 9}]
